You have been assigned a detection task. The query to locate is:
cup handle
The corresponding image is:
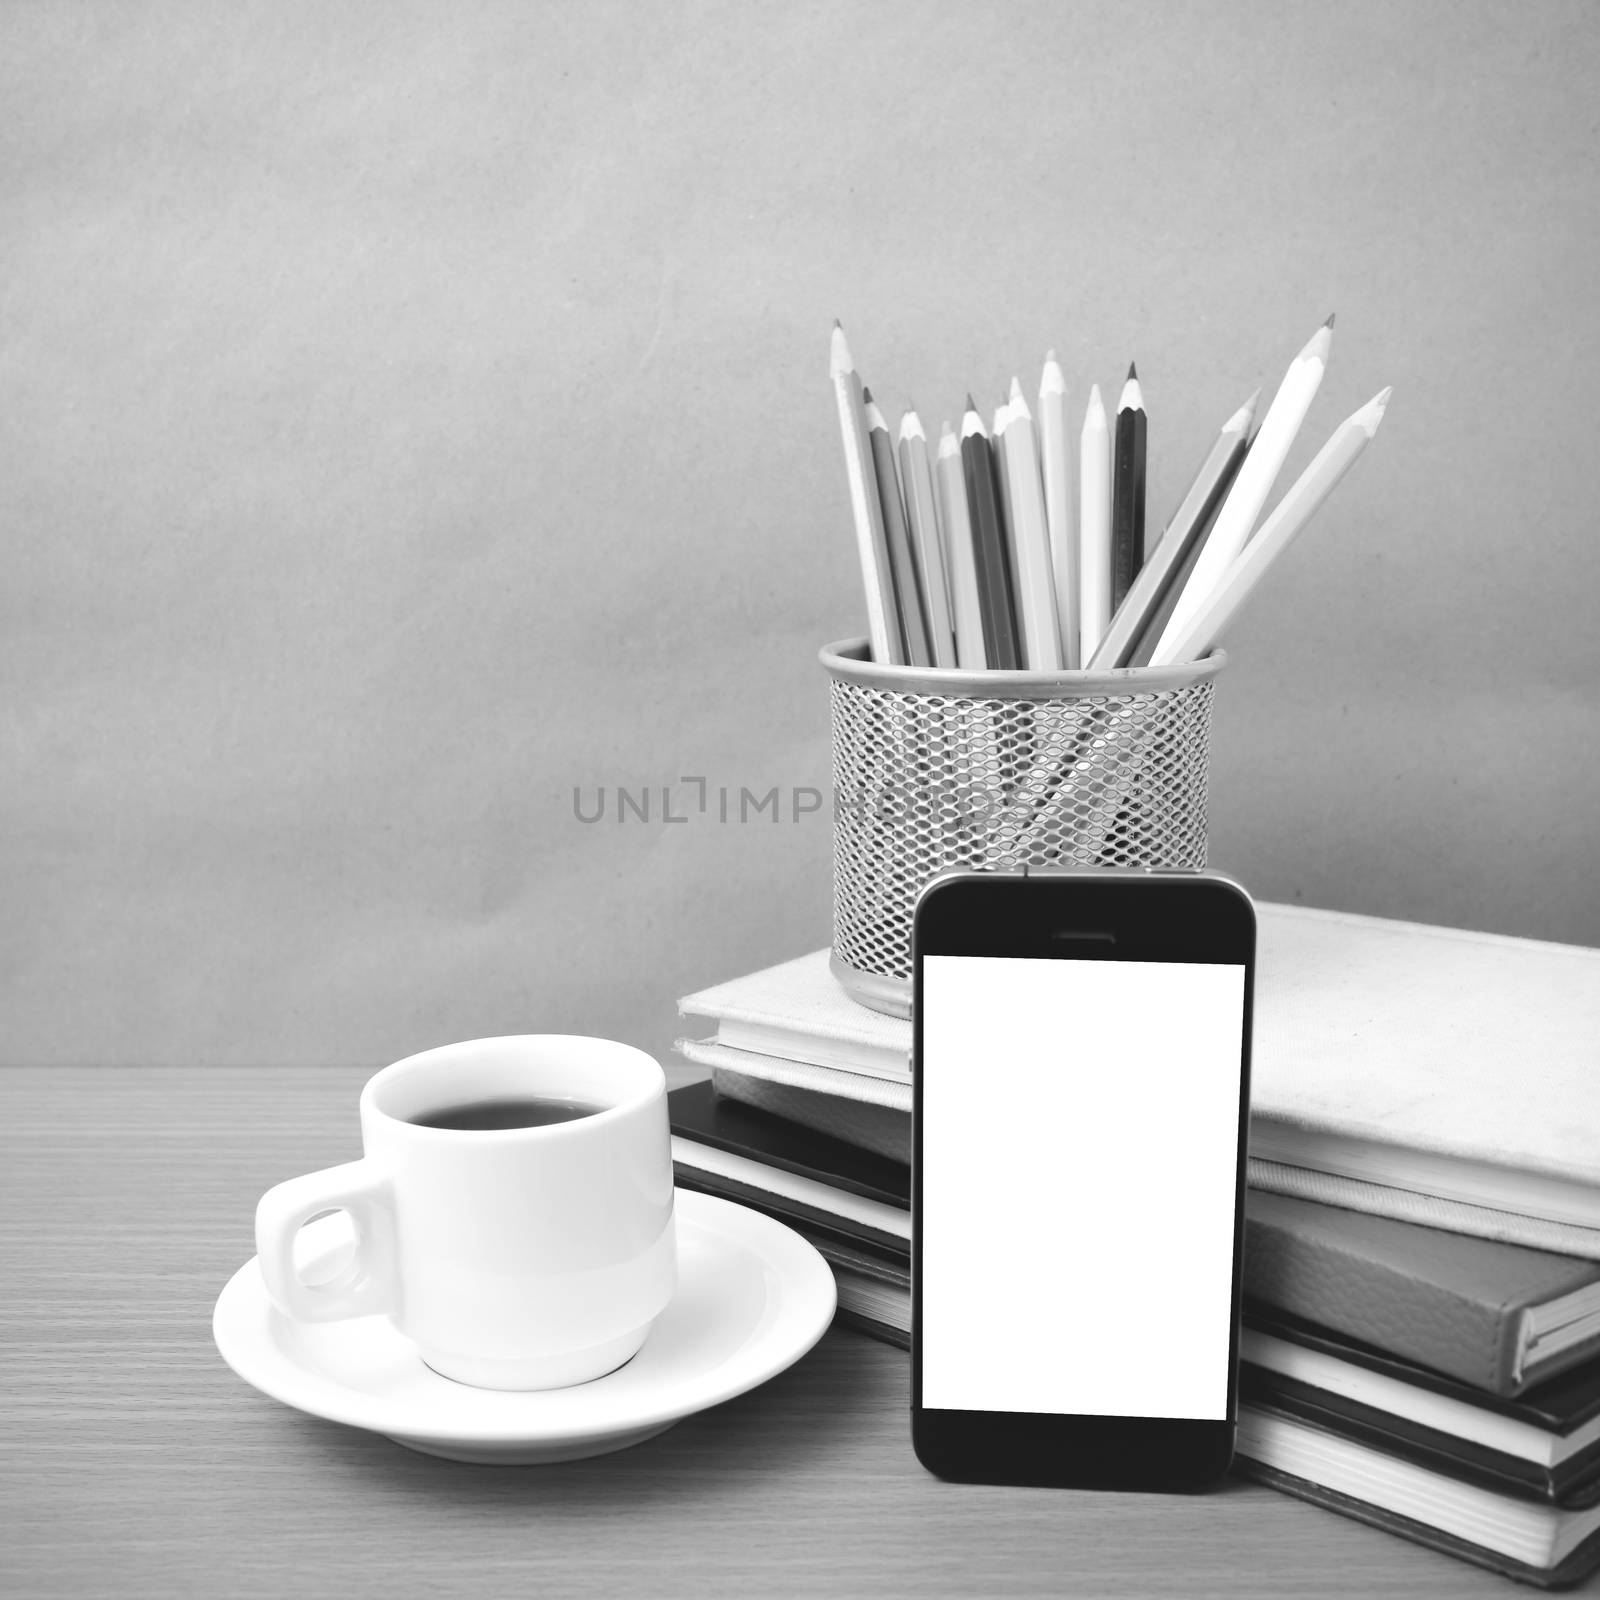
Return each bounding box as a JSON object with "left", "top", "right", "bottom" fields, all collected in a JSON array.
[{"left": 254, "top": 1160, "right": 399, "bottom": 1323}]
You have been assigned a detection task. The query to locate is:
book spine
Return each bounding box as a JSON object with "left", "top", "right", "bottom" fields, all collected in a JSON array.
[
  {"left": 834, "top": 1306, "right": 910, "bottom": 1351},
  {"left": 710, "top": 1069, "right": 911, "bottom": 1163},
  {"left": 1244, "top": 1207, "right": 1520, "bottom": 1396},
  {"left": 1231, "top": 1444, "right": 1575, "bottom": 1588}
]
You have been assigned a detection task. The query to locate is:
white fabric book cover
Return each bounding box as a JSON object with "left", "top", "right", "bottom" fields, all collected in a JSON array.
[
  {"left": 680, "top": 950, "right": 909, "bottom": 1082},
  {"left": 677, "top": 904, "right": 1600, "bottom": 1256}
]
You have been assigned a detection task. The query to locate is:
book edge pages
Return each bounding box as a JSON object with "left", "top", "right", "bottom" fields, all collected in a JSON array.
[
  {"left": 1248, "top": 1160, "right": 1600, "bottom": 1262},
  {"left": 1261, "top": 901, "right": 1600, "bottom": 963},
  {"left": 716, "top": 1018, "right": 908, "bottom": 1081},
  {"left": 670, "top": 1135, "right": 911, "bottom": 1241},
  {"left": 1234, "top": 1453, "right": 1600, "bottom": 1587},
  {"left": 1235, "top": 1406, "right": 1600, "bottom": 1569},
  {"left": 1240, "top": 1329, "right": 1577, "bottom": 1468},
  {"left": 1250, "top": 1125, "right": 1600, "bottom": 1232},
  {"left": 676, "top": 908, "right": 1600, "bottom": 1040},
  {"left": 674, "top": 1037, "right": 913, "bottom": 1109}
]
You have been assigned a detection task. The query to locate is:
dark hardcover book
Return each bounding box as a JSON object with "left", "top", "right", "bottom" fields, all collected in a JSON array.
[
  {"left": 1247, "top": 1310, "right": 1600, "bottom": 1440},
  {"left": 668, "top": 1081, "right": 909, "bottom": 1208},
  {"left": 1244, "top": 1311, "right": 1600, "bottom": 1504},
  {"left": 711, "top": 1069, "right": 910, "bottom": 1163},
  {"left": 673, "top": 1167, "right": 907, "bottom": 1259},
  {"left": 1241, "top": 1365, "right": 1600, "bottom": 1510},
  {"left": 1245, "top": 1190, "right": 1600, "bottom": 1398},
  {"left": 669, "top": 1079, "right": 908, "bottom": 1257}
]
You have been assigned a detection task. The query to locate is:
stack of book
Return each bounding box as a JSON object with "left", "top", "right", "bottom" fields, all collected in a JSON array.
[{"left": 669, "top": 903, "right": 1600, "bottom": 1589}]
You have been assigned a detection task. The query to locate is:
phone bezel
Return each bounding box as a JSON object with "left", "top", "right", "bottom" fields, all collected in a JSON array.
[{"left": 910, "top": 868, "right": 1256, "bottom": 1492}]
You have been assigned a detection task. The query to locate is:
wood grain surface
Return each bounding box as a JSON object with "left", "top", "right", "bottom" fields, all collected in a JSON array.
[{"left": 0, "top": 1066, "right": 1542, "bottom": 1598}]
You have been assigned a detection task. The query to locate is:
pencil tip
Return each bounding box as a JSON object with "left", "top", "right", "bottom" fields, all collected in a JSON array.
[
  {"left": 1224, "top": 387, "right": 1263, "bottom": 431},
  {"left": 829, "top": 322, "right": 853, "bottom": 376},
  {"left": 1324, "top": 312, "right": 1336, "bottom": 328},
  {"left": 1009, "top": 375, "right": 1025, "bottom": 403},
  {"left": 1045, "top": 348, "right": 1057, "bottom": 364},
  {"left": 861, "top": 385, "right": 873, "bottom": 403},
  {"left": 1300, "top": 318, "right": 1335, "bottom": 363},
  {"left": 1127, "top": 361, "right": 1137, "bottom": 380},
  {"left": 965, "top": 392, "right": 978, "bottom": 412},
  {"left": 1345, "top": 386, "right": 1392, "bottom": 435}
]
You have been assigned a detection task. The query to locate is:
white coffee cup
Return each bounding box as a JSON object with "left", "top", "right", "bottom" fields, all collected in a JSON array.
[{"left": 254, "top": 1035, "right": 677, "bottom": 1391}]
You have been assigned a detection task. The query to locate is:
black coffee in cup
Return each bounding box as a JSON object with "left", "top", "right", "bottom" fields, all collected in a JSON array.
[{"left": 408, "top": 1097, "right": 604, "bottom": 1132}]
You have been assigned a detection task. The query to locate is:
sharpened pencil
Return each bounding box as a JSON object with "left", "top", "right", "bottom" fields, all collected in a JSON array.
[
  {"left": 1110, "top": 363, "right": 1147, "bottom": 612},
  {"left": 1126, "top": 501, "right": 1211, "bottom": 668},
  {"left": 1151, "top": 387, "right": 1391, "bottom": 666},
  {"left": 1039, "top": 351, "right": 1078, "bottom": 667},
  {"left": 1152, "top": 315, "right": 1334, "bottom": 660},
  {"left": 991, "top": 394, "right": 1022, "bottom": 655},
  {"left": 937, "top": 424, "right": 988, "bottom": 669},
  {"left": 991, "top": 395, "right": 1015, "bottom": 556},
  {"left": 1090, "top": 387, "right": 1258, "bottom": 669},
  {"left": 999, "top": 378, "right": 1062, "bottom": 669},
  {"left": 898, "top": 409, "right": 957, "bottom": 668},
  {"left": 829, "top": 325, "right": 901, "bottom": 663},
  {"left": 1078, "top": 384, "right": 1112, "bottom": 662},
  {"left": 865, "top": 389, "right": 932, "bottom": 668},
  {"left": 961, "top": 400, "right": 1021, "bottom": 670}
]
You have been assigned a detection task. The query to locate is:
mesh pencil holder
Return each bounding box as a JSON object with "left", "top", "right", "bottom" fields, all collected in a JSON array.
[{"left": 821, "top": 639, "right": 1227, "bottom": 1017}]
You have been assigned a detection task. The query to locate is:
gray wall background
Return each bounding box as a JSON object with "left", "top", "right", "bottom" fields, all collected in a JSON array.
[{"left": 5, "top": 0, "right": 1597, "bottom": 1070}]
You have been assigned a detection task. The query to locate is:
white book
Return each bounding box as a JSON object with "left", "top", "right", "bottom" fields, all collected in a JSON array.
[
  {"left": 1235, "top": 1408, "right": 1600, "bottom": 1583},
  {"left": 675, "top": 1037, "right": 911, "bottom": 1112},
  {"left": 677, "top": 904, "right": 1600, "bottom": 1257},
  {"left": 1241, "top": 1329, "right": 1600, "bottom": 1475},
  {"left": 679, "top": 949, "right": 910, "bottom": 1085}
]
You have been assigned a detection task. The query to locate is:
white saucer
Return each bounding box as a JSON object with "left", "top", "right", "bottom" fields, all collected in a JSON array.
[{"left": 213, "top": 1188, "right": 836, "bottom": 1464}]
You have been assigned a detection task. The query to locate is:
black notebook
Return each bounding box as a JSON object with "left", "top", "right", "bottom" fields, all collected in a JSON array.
[
  {"left": 1242, "top": 1312, "right": 1600, "bottom": 1509},
  {"left": 669, "top": 1081, "right": 909, "bottom": 1255},
  {"left": 669, "top": 1080, "right": 907, "bottom": 1206}
]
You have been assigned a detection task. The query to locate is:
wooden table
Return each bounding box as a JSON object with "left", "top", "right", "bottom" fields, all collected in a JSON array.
[{"left": 0, "top": 1066, "right": 1530, "bottom": 1598}]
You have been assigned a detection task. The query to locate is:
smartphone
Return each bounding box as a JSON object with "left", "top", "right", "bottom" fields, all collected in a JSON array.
[{"left": 911, "top": 868, "right": 1255, "bottom": 1492}]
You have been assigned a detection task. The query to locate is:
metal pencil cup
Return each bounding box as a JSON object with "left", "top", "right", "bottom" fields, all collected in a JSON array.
[{"left": 822, "top": 639, "right": 1227, "bottom": 1017}]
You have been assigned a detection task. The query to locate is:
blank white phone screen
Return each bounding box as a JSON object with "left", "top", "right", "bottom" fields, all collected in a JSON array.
[{"left": 920, "top": 955, "right": 1246, "bottom": 1419}]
